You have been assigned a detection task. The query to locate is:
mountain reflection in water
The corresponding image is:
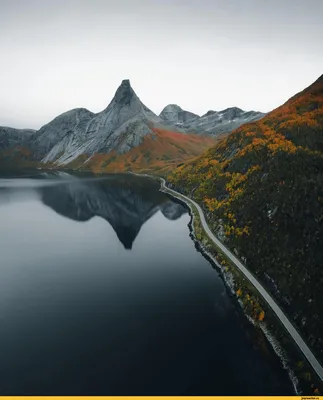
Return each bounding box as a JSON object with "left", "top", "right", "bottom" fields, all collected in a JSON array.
[
  {"left": 0, "top": 171, "right": 294, "bottom": 396},
  {"left": 1, "top": 172, "right": 187, "bottom": 249}
]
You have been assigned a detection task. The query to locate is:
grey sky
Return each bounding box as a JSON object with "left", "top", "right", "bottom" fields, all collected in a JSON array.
[{"left": 0, "top": 0, "right": 322, "bottom": 129}]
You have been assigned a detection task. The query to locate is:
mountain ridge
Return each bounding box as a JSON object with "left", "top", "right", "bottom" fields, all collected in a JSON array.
[
  {"left": 0, "top": 79, "right": 227, "bottom": 173},
  {"left": 0, "top": 79, "right": 264, "bottom": 174},
  {"left": 31, "top": 79, "right": 165, "bottom": 165},
  {"left": 159, "top": 103, "right": 265, "bottom": 135},
  {"left": 159, "top": 104, "right": 200, "bottom": 125}
]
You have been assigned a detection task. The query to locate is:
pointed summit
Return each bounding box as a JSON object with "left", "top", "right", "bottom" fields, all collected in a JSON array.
[{"left": 113, "top": 79, "right": 137, "bottom": 106}]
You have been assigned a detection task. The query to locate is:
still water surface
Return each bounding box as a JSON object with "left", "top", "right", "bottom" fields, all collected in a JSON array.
[{"left": 0, "top": 171, "right": 293, "bottom": 395}]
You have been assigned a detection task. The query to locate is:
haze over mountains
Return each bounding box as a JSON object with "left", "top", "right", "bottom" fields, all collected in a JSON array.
[{"left": 0, "top": 80, "right": 264, "bottom": 173}]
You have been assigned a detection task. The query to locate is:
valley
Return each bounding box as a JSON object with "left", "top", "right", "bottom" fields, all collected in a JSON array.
[{"left": 1, "top": 73, "right": 323, "bottom": 395}]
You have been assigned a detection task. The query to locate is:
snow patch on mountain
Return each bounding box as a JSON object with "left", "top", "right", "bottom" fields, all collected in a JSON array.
[
  {"left": 159, "top": 104, "right": 265, "bottom": 135},
  {"left": 1, "top": 79, "right": 266, "bottom": 167},
  {"left": 159, "top": 104, "right": 200, "bottom": 125}
]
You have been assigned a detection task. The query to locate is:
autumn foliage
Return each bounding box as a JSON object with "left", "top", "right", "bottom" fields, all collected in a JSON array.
[
  {"left": 169, "top": 74, "right": 323, "bottom": 363},
  {"left": 67, "top": 128, "right": 217, "bottom": 176}
]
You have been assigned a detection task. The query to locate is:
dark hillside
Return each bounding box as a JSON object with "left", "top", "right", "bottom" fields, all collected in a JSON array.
[{"left": 168, "top": 74, "right": 323, "bottom": 364}]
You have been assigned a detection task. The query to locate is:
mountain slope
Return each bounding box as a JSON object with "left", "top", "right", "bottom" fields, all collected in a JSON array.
[
  {"left": 66, "top": 127, "right": 217, "bottom": 175},
  {"left": 31, "top": 79, "right": 166, "bottom": 165},
  {"left": 168, "top": 74, "right": 323, "bottom": 364},
  {"left": 0, "top": 80, "right": 216, "bottom": 172},
  {"left": 0, "top": 126, "right": 37, "bottom": 168},
  {"left": 185, "top": 107, "right": 265, "bottom": 135},
  {"left": 0, "top": 126, "right": 36, "bottom": 149}
]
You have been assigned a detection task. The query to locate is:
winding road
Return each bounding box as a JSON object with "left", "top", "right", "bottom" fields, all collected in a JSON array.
[{"left": 159, "top": 177, "right": 323, "bottom": 383}]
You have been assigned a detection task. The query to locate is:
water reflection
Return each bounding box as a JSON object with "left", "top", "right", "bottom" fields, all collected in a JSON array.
[
  {"left": 0, "top": 173, "right": 187, "bottom": 249},
  {"left": 0, "top": 171, "right": 294, "bottom": 395}
]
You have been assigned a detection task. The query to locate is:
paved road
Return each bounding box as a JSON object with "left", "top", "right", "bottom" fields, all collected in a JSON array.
[{"left": 159, "top": 178, "right": 323, "bottom": 383}]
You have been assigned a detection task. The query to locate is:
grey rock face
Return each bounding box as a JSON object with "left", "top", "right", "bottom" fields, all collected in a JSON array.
[
  {"left": 184, "top": 107, "right": 265, "bottom": 135},
  {"left": 1, "top": 80, "right": 188, "bottom": 168},
  {"left": 1, "top": 80, "right": 168, "bottom": 167},
  {"left": 159, "top": 105, "right": 265, "bottom": 135},
  {"left": 159, "top": 104, "right": 199, "bottom": 125},
  {"left": 0, "top": 80, "right": 266, "bottom": 167},
  {"left": 33, "top": 80, "right": 165, "bottom": 165},
  {"left": 0, "top": 126, "right": 36, "bottom": 150},
  {"left": 202, "top": 110, "right": 217, "bottom": 117},
  {"left": 30, "top": 108, "right": 94, "bottom": 161}
]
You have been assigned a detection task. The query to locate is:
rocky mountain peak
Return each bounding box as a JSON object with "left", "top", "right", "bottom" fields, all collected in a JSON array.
[
  {"left": 112, "top": 79, "right": 137, "bottom": 106},
  {"left": 159, "top": 104, "right": 199, "bottom": 125},
  {"left": 220, "top": 107, "right": 243, "bottom": 113},
  {"left": 161, "top": 104, "right": 183, "bottom": 112},
  {"left": 203, "top": 110, "right": 217, "bottom": 117},
  {"left": 219, "top": 107, "right": 244, "bottom": 119}
]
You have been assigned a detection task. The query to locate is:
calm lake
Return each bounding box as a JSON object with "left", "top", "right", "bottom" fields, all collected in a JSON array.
[{"left": 0, "top": 171, "right": 293, "bottom": 395}]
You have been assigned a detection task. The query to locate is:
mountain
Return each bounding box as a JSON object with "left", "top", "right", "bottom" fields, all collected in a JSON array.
[
  {"left": 32, "top": 79, "right": 168, "bottom": 165},
  {"left": 159, "top": 104, "right": 265, "bottom": 135},
  {"left": 159, "top": 104, "right": 200, "bottom": 125},
  {"left": 0, "top": 80, "right": 216, "bottom": 174},
  {"left": 0, "top": 80, "right": 265, "bottom": 174},
  {"left": 168, "top": 73, "right": 323, "bottom": 364},
  {"left": 0, "top": 126, "right": 37, "bottom": 169},
  {"left": 188, "top": 107, "right": 266, "bottom": 135},
  {"left": 0, "top": 126, "right": 36, "bottom": 148}
]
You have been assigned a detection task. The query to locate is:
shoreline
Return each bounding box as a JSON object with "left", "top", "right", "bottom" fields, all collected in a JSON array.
[
  {"left": 158, "top": 176, "right": 323, "bottom": 395},
  {"left": 2, "top": 168, "right": 322, "bottom": 394},
  {"left": 169, "top": 191, "right": 300, "bottom": 394}
]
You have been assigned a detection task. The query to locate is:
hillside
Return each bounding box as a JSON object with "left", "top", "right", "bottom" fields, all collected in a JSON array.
[
  {"left": 168, "top": 74, "right": 323, "bottom": 364},
  {"left": 65, "top": 128, "right": 218, "bottom": 175}
]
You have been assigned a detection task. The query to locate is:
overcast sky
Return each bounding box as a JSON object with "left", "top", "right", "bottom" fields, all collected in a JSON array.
[{"left": 0, "top": 0, "right": 322, "bottom": 129}]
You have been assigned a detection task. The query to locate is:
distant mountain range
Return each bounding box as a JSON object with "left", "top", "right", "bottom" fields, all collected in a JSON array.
[
  {"left": 0, "top": 80, "right": 264, "bottom": 174},
  {"left": 159, "top": 104, "right": 265, "bottom": 135}
]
